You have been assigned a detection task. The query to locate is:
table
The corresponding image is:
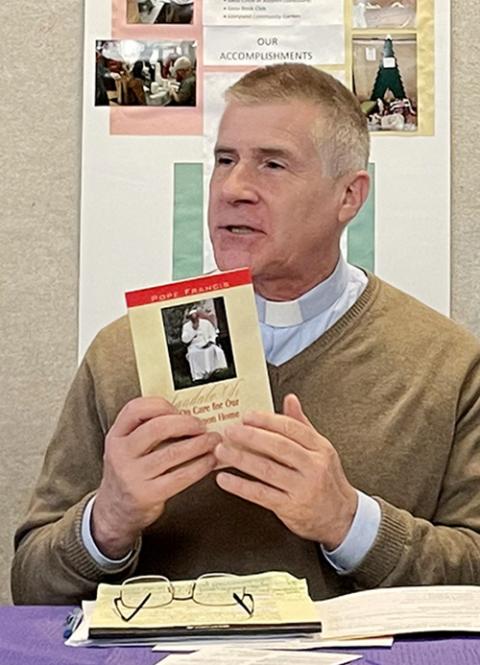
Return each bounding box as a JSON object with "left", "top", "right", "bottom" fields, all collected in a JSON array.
[
  {"left": 1, "top": 606, "right": 480, "bottom": 664},
  {"left": 147, "top": 89, "right": 170, "bottom": 106}
]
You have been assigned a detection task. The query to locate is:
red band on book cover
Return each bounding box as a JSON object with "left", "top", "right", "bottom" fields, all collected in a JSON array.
[{"left": 125, "top": 269, "right": 252, "bottom": 307}]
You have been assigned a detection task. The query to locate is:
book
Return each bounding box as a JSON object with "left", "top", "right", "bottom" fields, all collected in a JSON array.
[
  {"left": 126, "top": 269, "right": 273, "bottom": 431},
  {"left": 88, "top": 572, "right": 322, "bottom": 640}
]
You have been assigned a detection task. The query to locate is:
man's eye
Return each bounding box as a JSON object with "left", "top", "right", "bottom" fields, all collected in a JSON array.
[
  {"left": 216, "top": 156, "right": 234, "bottom": 166},
  {"left": 265, "top": 161, "right": 284, "bottom": 170}
]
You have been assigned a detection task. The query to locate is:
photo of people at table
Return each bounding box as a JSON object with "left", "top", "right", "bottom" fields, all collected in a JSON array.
[
  {"left": 95, "top": 40, "right": 196, "bottom": 107},
  {"left": 127, "top": 0, "right": 194, "bottom": 24}
]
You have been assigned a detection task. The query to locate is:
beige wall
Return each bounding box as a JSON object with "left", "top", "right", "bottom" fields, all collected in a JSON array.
[{"left": 0, "top": 2, "right": 479, "bottom": 605}]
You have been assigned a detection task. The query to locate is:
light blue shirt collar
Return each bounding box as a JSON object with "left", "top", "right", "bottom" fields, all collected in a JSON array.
[{"left": 255, "top": 255, "right": 350, "bottom": 328}]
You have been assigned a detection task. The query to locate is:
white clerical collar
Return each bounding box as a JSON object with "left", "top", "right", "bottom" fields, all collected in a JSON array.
[{"left": 255, "top": 255, "right": 350, "bottom": 327}]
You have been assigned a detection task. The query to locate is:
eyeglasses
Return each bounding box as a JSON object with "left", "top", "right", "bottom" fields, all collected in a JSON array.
[{"left": 113, "top": 573, "right": 255, "bottom": 622}]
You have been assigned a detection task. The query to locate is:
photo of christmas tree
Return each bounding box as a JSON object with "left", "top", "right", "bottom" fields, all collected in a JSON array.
[
  {"left": 352, "top": 0, "right": 416, "bottom": 29},
  {"left": 352, "top": 35, "right": 417, "bottom": 132}
]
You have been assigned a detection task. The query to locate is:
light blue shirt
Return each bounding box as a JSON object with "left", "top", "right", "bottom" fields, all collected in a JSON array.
[
  {"left": 82, "top": 255, "right": 381, "bottom": 573},
  {"left": 81, "top": 495, "right": 136, "bottom": 571}
]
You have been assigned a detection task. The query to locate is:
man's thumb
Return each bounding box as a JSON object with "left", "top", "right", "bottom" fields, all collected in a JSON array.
[{"left": 282, "top": 393, "right": 311, "bottom": 426}]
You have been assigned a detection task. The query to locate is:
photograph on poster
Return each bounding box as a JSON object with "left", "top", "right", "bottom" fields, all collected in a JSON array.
[
  {"left": 352, "top": 35, "right": 417, "bottom": 131},
  {"left": 162, "top": 298, "right": 237, "bottom": 390},
  {"left": 127, "top": 0, "right": 194, "bottom": 24},
  {"left": 352, "top": 0, "right": 416, "bottom": 29},
  {"left": 95, "top": 39, "right": 196, "bottom": 106}
]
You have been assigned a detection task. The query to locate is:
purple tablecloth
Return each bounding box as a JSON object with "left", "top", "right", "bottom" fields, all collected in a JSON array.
[{"left": 1, "top": 606, "right": 480, "bottom": 664}]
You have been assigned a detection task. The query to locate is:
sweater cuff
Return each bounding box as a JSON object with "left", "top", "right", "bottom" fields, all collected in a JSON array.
[
  {"left": 61, "top": 493, "right": 141, "bottom": 581},
  {"left": 348, "top": 497, "right": 409, "bottom": 587}
]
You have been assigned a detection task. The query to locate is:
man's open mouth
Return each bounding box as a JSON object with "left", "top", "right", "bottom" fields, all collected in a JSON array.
[{"left": 224, "top": 225, "right": 258, "bottom": 234}]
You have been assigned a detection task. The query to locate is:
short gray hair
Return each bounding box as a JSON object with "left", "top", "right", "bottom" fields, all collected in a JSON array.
[{"left": 225, "top": 63, "right": 370, "bottom": 178}]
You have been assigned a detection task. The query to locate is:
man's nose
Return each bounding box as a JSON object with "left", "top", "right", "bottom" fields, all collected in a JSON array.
[{"left": 220, "top": 163, "right": 259, "bottom": 204}]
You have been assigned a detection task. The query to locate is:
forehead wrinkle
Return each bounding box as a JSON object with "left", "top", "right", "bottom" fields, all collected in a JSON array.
[
  {"left": 215, "top": 102, "right": 324, "bottom": 168},
  {"left": 254, "top": 147, "right": 294, "bottom": 159}
]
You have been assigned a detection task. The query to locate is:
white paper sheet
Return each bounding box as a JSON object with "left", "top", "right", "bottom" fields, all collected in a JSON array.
[
  {"left": 316, "top": 585, "right": 480, "bottom": 640},
  {"left": 158, "top": 647, "right": 361, "bottom": 665},
  {"left": 152, "top": 636, "right": 393, "bottom": 652},
  {"left": 203, "top": 26, "right": 344, "bottom": 67}
]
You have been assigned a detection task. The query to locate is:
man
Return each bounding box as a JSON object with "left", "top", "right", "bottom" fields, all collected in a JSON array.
[
  {"left": 181, "top": 308, "right": 227, "bottom": 381},
  {"left": 95, "top": 51, "right": 110, "bottom": 106},
  {"left": 167, "top": 56, "right": 196, "bottom": 106},
  {"left": 12, "top": 64, "right": 480, "bottom": 605},
  {"left": 162, "top": 0, "right": 194, "bottom": 24},
  {"left": 122, "top": 61, "right": 147, "bottom": 106}
]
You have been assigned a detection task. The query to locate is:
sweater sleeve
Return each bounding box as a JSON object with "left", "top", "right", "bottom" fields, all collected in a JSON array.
[
  {"left": 11, "top": 356, "right": 139, "bottom": 605},
  {"left": 349, "top": 358, "right": 480, "bottom": 589}
]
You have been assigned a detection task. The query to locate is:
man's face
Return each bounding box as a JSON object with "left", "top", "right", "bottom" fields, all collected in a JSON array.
[
  {"left": 175, "top": 68, "right": 189, "bottom": 81},
  {"left": 208, "top": 100, "right": 346, "bottom": 299}
]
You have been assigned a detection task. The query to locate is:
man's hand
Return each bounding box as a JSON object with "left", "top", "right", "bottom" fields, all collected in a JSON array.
[
  {"left": 92, "top": 397, "right": 219, "bottom": 559},
  {"left": 214, "top": 394, "right": 357, "bottom": 550}
]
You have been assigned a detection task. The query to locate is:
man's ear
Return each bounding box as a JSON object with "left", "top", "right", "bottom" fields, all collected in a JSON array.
[{"left": 338, "top": 170, "right": 370, "bottom": 225}]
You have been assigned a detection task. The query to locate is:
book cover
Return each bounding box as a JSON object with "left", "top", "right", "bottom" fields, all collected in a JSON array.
[{"left": 126, "top": 269, "right": 273, "bottom": 431}]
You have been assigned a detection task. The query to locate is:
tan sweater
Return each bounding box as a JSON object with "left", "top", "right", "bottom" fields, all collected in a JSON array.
[{"left": 11, "top": 275, "right": 480, "bottom": 604}]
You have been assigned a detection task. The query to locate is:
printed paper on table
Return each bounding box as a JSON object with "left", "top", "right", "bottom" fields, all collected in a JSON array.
[{"left": 126, "top": 269, "right": 273, "bottom": 431}]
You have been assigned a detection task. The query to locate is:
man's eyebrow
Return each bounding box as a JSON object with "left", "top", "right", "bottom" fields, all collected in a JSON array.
[
  {"left": 213, "top": 146, "right": 294, "bottom": 159},
  {"left": 213, "top": 145, "right": 237, "bottom": 156}
]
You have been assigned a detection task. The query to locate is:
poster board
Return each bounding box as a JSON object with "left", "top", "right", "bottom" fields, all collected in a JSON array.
[{"left": 80, "top": 0, "right": 449, "bottom": 356}]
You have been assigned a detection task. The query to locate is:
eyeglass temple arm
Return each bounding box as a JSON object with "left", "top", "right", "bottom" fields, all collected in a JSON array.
[
  {"left": 114, "top": 591, "right": 153, "bottom": 622},
  {"left": 233, "top": 591, "right": 254, "bottom": 617}
]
